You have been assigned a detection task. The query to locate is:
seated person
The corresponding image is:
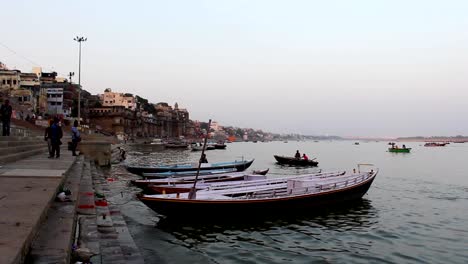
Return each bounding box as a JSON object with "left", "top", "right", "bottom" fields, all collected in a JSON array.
[
  {"left": 200, "top": 153, "right": 208, "bottom": 163},
  {"left": 302, "top": 153, "right": 309, "bottom": 161},
  {"left": 295, "top": 150, "right": 301, "bottom": 159}
]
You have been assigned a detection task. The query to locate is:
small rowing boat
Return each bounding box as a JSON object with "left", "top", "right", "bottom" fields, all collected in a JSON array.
[{"left": 274, "top": 155, "right": 319, "bottom": 166}]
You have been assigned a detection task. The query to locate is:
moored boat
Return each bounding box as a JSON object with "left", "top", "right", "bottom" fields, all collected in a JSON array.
[
  {"left": 274, "top": 155, "right": 319, "bottom": 166},
  {"left": 146, "top": 174, "right": 268, "bottom": 194},
  {"left": 142, "top": 168, "right": 238, "bottom": 178},
  {"left": 132, "top": 168, "right": 271, "bottom": 188},
  {"left": 143, "top": 170, "right": 343, "bottom": 194},
  {"left": 126, "top": 159, "right": 255, "bottom": 176},
  {"left": 214, "top": 143, "right": 227, "bottom": 149},
  {"left": 138, "top": 169, "right": 378, "bottom": 218},
  {"left": 252, "top": 168, "right": 269, "bottom": 175},
  {"left": 165, "top": 143, "right": 189, "bottom": 149}
]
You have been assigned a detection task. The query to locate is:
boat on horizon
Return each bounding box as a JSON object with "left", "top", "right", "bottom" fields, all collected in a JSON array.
[{"left": 424, "top": 142, "right": 448, "bottom": 147}]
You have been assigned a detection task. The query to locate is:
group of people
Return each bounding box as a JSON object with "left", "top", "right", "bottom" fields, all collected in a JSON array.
[
  {"left": 44, "top": 118, "right": 81, "bottom": 158},
  {"left": 390, "top": 144, "right": 406, "bottom": 149},
  {"left": 295, "top": 150, "right": 309, "bottom": 161}
]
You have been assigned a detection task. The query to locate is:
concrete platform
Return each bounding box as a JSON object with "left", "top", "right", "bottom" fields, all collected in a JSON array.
[{"left": 0, "top": 149, "right": 77, "bottom": 264}]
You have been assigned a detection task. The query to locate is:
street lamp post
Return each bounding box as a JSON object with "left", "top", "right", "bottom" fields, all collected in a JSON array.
[{"left": 73, "top": 36, "right": 87, "bottom": 125}]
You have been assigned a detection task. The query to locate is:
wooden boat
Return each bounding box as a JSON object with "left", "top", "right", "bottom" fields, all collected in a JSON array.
[
  {"left": 274, "top": 155, "right": 319, "bottom": 166},
  {"left": 206, "top": 145, "right": 216, "bottom": 150},
  {"left": 141, "top": 168, "right": 238, "bottom": 179},
  {"left": 214, "top": 143, "right": 227, "bottom": 149},
  {"left": 126, "top": 159, "right": 255, "bottom": 176},
  {"left": 165, "top": 143, "right": 189, "bottom": 149},
  {"left": 133, "top": 168, "right": 270, "bottom": 186},
  {"left": 424, "top": 142, "right": 447, "bottom": 147},
  {"left": 190, "top": 143, "right": 204, "bottom": 151},
  {"left": 388, "top": 147, "right": 411, "bottom": 153},
  {"left": 131, "top": 172, "right": 261, "bottom": 188},
  {"left": 146, "top": 174, "right": 268, "bottom": 194},
  {"left": 144, "top": 170, "right": 343, "bottom": 194},
  {"left": 252, "top": 168, "right": 269, "bottom": 175},
  {"left": 138, "top": 170, "right": 378, "bottom": 218}
]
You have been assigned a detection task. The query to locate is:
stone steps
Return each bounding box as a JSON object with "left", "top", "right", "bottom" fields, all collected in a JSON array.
[
  {"left": 0, "top": 149, "right": 77, "bottom": 264},
  {"left": 28, "top": 156, "right": 85, "bottom": 263},
  {"left": 0, "top": 140, "right": 45, "bottom": 147},
  {"left": 0, "top": 143, "right": 48, "bottom": 156},
  {"left": 0, "top": 147, "right": 49, "bottom": 165}
]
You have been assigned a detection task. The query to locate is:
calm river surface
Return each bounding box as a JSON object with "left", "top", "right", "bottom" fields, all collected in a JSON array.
[{"left": 102, "top": 141, "right": 468, "bottom": 264}]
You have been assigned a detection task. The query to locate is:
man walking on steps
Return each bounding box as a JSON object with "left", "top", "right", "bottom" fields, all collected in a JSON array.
[{"left": 49, "top": 117, "right": 63, "bottom": 158}]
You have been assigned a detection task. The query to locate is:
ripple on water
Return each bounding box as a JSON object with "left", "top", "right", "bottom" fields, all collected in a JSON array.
[{"left": 109, "top": 143, "right": 468, "bottom": 264}]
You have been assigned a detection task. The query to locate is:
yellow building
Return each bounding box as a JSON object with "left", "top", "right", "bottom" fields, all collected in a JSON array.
[{"left": 101, "top": 88, "right": 136, "bottom": 110}]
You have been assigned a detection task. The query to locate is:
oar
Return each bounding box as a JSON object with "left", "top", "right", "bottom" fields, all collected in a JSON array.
[{"left": 188, "top": 119, "right": 211, "bottom": 200}]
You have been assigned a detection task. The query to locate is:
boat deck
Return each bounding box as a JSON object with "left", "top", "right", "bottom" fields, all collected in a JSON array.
[{"left": 144, "top": 171, "right": 375, "bottom": 201}]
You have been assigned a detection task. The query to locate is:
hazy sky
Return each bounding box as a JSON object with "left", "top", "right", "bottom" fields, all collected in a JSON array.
[{"left": 2, "top": 0, "right": 468, "bottom": 137}]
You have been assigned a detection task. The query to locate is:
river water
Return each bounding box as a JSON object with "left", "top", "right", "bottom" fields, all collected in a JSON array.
[{"left": 102, "top": 141, "right": 468, "bottom": 264}]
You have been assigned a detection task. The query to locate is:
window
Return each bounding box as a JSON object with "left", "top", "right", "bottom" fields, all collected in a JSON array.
[
  {"left": 51, "top": 102, "right": 56, "bottom": 105},
  {"left": 56, "top": 102, "right": 62, "bottom": 106},
  {"left": 2, "top": 80, "right": 5, "bottom": 85},
  {"left": 7, "top": 80, "right": 11, "bottom": 85},
  {"left": 13, "top": 80, "right": 17, "bottom": 85}
]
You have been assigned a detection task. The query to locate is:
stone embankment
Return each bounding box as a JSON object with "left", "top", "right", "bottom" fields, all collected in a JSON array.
[{"left": 0, "top": 126, "right": 144, "bottom": 264}]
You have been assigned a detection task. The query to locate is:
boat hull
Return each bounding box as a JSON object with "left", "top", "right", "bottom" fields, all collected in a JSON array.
[
  {"left": 274, "top": 155, "right": 319, "bottom": 166},
  {"left": 139, "top": 174, "right": 376, "bottom": 218},
  {"left": 388, "top": 148, "right": 411, "bottom": 153},
  {"left": 127, "top": 159, "right": 255, "bottom": 176}
]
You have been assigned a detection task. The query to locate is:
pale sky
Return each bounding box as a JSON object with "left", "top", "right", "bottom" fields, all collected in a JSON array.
[{"left": 2, "top": 0, "right": 468, "bottom": 137}]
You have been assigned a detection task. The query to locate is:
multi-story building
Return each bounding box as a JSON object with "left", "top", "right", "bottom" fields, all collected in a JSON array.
[
  {"left": 210, "top": 120, "right": 223, "bottom": 132},
  {"left": 0, "top": 69, "right": 20, "bottom": 93},
  {"left": 101, "top": 88, "right": 136, "bottom": 110},
  {"left": 46, "top": 88, "right": 64, "bottom": 115}
]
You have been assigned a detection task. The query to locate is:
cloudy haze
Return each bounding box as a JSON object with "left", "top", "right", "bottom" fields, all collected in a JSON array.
[{"left": 2, "top": 0, "right": 468, "bottom": 137}]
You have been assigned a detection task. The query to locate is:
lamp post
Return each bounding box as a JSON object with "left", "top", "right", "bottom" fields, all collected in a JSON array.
[{"left": 73, "top": 36, "right": 87, "bottom": 125}]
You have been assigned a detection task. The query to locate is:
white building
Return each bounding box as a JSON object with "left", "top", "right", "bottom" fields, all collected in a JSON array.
[
  {"left": 210, "top": 120, "right": 223, "bottom": 132},
  {"left": 46, "top": 88, "right": 64, "bottom": 115}
]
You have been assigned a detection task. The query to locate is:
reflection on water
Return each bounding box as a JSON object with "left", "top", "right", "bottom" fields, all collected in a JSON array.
[
  {"left": 110, "top": 141, "right": 468, "bottom": 264},
  {"left": 156, "top": 198, "right": 378, "bottom": 237}
]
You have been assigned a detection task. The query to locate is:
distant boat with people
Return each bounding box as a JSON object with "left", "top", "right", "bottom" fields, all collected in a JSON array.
[
  {"left": 388, "top": 144, "right": 411, "bottom": 153},
  {"left": 274, "top": 155, "right": 319, "bottom": 166}
]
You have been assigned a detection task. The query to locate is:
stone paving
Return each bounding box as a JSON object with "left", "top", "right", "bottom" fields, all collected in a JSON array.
[{"left": 0, "top": 149, "right": 76, "bottom": 264}]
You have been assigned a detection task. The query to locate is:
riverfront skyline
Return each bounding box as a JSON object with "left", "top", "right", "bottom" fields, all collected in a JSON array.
[{"left": 2, "top": 0, "right": 468, "bottom": 137}]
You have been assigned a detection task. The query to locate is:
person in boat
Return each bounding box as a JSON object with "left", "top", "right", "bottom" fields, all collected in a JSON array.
[
  {"left": 402, "top": 144, "right": 406, "bottom": 149},
  {"left": 200, "top": 153, "right": 208, "bottom": 163},
  {"left": 295, "top": 150, "right": 301, "bottom": 159},
  {"left": 302, "top": 153, "right": 309, "bottom": 161}
]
